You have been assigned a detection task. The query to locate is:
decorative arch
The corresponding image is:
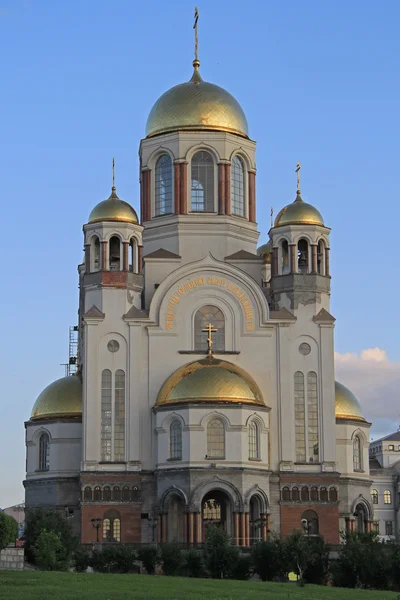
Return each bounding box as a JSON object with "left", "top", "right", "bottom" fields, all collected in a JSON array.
[
  {"left": 147, "top": 146, "right": 176, "bottom": 170},
  {"left": 351, "top": 495, "right": 373, "bottom": 521},
  {"left": 243, "top": 485, "right": 269, "bottom": 512},
  {"left": 199, "top": 411, "right": 232, "bottom": 430},
  {"left": 190, "top": 476, "right": 243, "bottom": 512},
  {"left": 160, "top": 411, "right": 186, "bottom": 430},
  {"left": 190, "top": 150, "right": 216, "bottom": 212},
  {"left": 194, "top": 304, "right": 225, "bottom": 351},
  {"left": 155, "top": 153, "right": 173, "bottom": 216},
  {"left": 160, "top": 486, "right": 188, "bottom": 511},
  {"left": 184, "top": 142, "right": 221, "bottom": 164},
  {"left": 228, "top": 148, "right": 253, "bottom": 171},
  {"left": 38, "top": 431, "right": 50, "bottom": 471}
]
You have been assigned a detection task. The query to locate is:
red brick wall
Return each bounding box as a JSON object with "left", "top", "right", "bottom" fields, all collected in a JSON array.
[
  {"left": 81, "top": 504, "right": 141, "bottom": 544},
  {"left": 280, "top": 503, "right": 339, "bottom": 544}
]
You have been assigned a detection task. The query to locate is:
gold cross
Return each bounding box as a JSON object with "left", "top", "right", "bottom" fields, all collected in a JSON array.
[
  {"left": 112, "top": 157, "right": 115, "bottom": 188},
  {"left": 295, "top": 162, "right": 301, "bottom": 191},
  {"left": 202, "top": 322, "right": 218, "bottom": 356},
  {"left": 193, "top": 6, "right": 199, "bottom": 61}
]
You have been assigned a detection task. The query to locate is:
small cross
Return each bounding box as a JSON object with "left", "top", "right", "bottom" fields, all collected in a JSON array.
[
  {"left": 193, "top": 6, "right": 199, "bottom": 62},
  {"left": 295, "top": 162, "right": 301, "bottom": 192},
  {"left": 202, "top": 322, "right": 218, "bottom": 356}
]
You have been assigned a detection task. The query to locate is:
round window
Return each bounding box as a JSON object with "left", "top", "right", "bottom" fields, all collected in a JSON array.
[
  {"left": 299, "top": 342, "right": 311, "bottom": 355},
  {"left": 107, "top": 340, "right": 120, "bottom": 353}
]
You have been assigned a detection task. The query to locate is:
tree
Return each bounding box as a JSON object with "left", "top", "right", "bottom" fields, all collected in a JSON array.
[
  {"left": 204, "top": 525, "right": 239, "bottom": 579},
  {"left": 33, "top": 530, "right": 65, "bottom": 570},
  {"left": 24, "top": 508, "right": 77, "bottom": 564},
  {"left": 251, "top": 536, "right": 289, "bottom": 581},
  {"left": 0, "top": 512, "right": 18, "bottom": 550},
  {"left": 285, "top": 531, "right": 329, "bottom": 585}
]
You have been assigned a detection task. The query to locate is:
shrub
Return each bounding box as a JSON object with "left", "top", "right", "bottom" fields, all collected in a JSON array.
[
  {"left": 73, "top": 546, "right": 92, "bottom": 572},
  {"left": 91, "top": 545, "right": 136, "bottom": 573},
  {"left": 24, "top": 508, "right": 77, "bottom": 564},
  {"left": 160, "top": 543, "right": 182, "bottom": 576},
  {"left": 204, "top": 525, "right": 239, "bottom": 579},
  {"left": 137, "top": 545, "right": 160, "bottom": 574},
  {"left": 0, "top": 512, "right": 18, "bottom": 550},
  {"left": 251, "top": 536, "right": 289, "bottom": 581},
  {"left": 181, "top": 548, "right": 206, "bottom": 578},
  {"left": 33, "top": 529, "right": 65, "bottom": 570},
  {"left": 229, "top": 552, "right": 252, "bottom": 580}
]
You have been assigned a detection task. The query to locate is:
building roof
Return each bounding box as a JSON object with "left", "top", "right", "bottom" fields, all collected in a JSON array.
[
  {"left": 371, "top": 430, "right": 400, "bottom": 444},
  {"left": 30, "top": 375, "right": 82, "bottom": 421},
  {"left": 274, "top": 190, "right": 324, "bottom": 228}
]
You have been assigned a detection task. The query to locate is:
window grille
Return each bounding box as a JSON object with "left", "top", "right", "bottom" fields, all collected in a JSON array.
[
  {"left": 249, "top": 421, "right": 260, "bottom": 459},
  {"left": 191, "top": 151, "right": 214, "bottom": 212},
  {"left": 114, "top": 370, "right": 125, "bottom": 462},
  {"left": 39, "top": 433, "right": 50, "bottom": 470},
  {"left": 101, "top": 370, "right": 112, "bottom": 462},
  {"left": 103, "top": 519, "right": 111, "bottom": 540},
  {"left": 155, "top": 154, "right": 173, "bottom": 215},
  {"left": 170, "top": 420, "right": 182, "bottom": 460},
  {"left": 207, "top": 419, "right": 225, "bottom": 458},
  {"left": 113, "top": 518, "right": 121, "bottom": 541},
  {"left": 371, "top": 489, "right": 378, "bottom": 505},
  {"left": 231, "top": 156, "right": 245, "bottom": 216},
  {"left": 194, "top": 305, "right": 225, "bottom": 351},
  {"left": 307, "top": 372, "right": 319, "bottom": 462},
  {"left": 294, "top": 372, "right": 305, "bottom": 462},
  {"left": 384, "top": 490, "right": 392, "bottom": 504}
]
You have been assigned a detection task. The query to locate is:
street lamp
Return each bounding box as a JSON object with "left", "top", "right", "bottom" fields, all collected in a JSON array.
[
  {"left": 91, "top": 517, "right": 102, "bottom": 542},
  {"left": 301, "top": 518, "right": 311, "bottom": 536}
]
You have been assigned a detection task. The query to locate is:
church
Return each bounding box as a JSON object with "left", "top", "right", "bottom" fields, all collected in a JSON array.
[{"left": 24, "top": 21, "right": 374, "bottom": 546}]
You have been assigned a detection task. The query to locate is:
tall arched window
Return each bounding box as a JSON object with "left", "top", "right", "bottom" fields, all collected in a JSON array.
[
  {"left": 109, "top": 236, "right": 121, "bottom": 271},
  {"left": 207, "top": 419, "right": 225, "bottom": 458},
  {"left": 311, "top": 487, "right": 319, "bottom": 502},
  {"left": 301, "top": 487, "right": 309, "bottom": 502},
  {"left": 103, "top": 510, "right": 121, "bottom": 542},
  {"left": 301, "top": 509, "right": 319, "bottom": 535},
  {"left": 231, "top": 156, "right": 245, "bottom": 216},
  {"left": 191, "top": 151, "right": 214, "bottom": 212},
  {"left": 103, "top": 518, "right": 111, "bottom": 540},
  {"left": 329, "top": 487, "right": 338, "bottom": 502},
  {"left": 114, "top": 370, "right": 125, "bottom": 462},
  {"left": 122, "top": 487, "right": 131, "bottom": 502},
  {"left": 249, "top": 421, "right": 260, "bottom": 460},
  {"left": 292, "top": 487, "right": 300, "bottom": 501},
  {"left": 129, "top": 237, "right": 136, "bottom": 273},
  {"left": 38, "top": 432, "right": 50, "bottom": 470},
  {"left": 194, "top": 305, "right": 225, "bottom": 352},
  {"left": 384, "top": 490, "right": 392, "bottom": 504},
  {"left": 320, "top": 487, "right": 328, "bottom": 502},
  {"left": 281, "top": 487, "right": 291, "bottom": 501},
  {"left": 353, "top": 435, "right": 362, "bottom": 471},
  {"left": 294, "top": 372, "right": 306, "bottom": 462},
  {"left": 307, "top": 372, "right": 319, "bottom": 463},
  {"left": 101, "top": 369, "right": 112, "bottom": 462},
  {"left": 92, "top": 236, "right": 100, "bottom": 272},
  {"left": 112, "top": 486, "right": 121, "bottom": 501},
  {"left": 84, "top": 487, "right": 92, "bottom": 502},
  {"left": 103, "top": 486, "right": 111, "bottom": 501},
  {"left": 281, "top": 240, "right": 289, "bottom": 274},
  {"left": 298, "top": 239, "right": 309, "bottom": 273},
  {"left": 94, "top": 486, "right": 102, "bottom": 501},
  {"left": 155, "top": 154, "right": 173, "bottom": 215},
  {"left": 317, "top": 240, "right": 325, "bottom": 275},
  {"left": 170, "top": 420, "right": 182, "bottom": 460},
  {"left": 371, "top": 489, "right": 378, "bottom": 505}
]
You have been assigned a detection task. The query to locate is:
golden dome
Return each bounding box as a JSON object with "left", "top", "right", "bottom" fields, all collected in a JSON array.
[
  {"left": 155, "top": 356, "right": 264, "bottom": 407},
  {"left": 257, "top": 240, "right": 272, "bottom": 264},
  {"left": 88, "top": 187, "right": 138, "bottom": 224},
  {"left": 335, "top": 381, "right": 366, "bottom": 422},
  {"left": 146, "top": 61, "right": 248, "bottom": 138},
  {"left": 274, "top": 191, "right": 324, "bottom": 228},
  {"left": 31, "top": 375, "right": 82, "bottom": 421}
]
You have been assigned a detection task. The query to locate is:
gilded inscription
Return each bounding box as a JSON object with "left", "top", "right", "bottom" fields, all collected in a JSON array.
[{"left": 165, "top": 276, "right": 255, "bottom": 332}]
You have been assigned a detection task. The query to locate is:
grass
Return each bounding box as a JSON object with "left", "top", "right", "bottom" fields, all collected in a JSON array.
[{"left": 0, "top": 572, "right": 398, "bottom": 600}]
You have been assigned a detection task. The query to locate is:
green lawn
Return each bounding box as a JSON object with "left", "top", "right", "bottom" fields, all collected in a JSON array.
[{"left": 0, "top": 572, "right": 398, "bottom": 600}]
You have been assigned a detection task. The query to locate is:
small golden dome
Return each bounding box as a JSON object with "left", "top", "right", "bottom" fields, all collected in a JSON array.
[
  {"left": 335, "top": 381, "right": 366, "bottom": 422},
  {"left": 155, "top": 357, "right": 264, "bottom": 407},
  {"left": 274, "top": 191, "right": 324, "bottom": 228},
  {"left": 146, "top": 61, "right": 248, "bottom": 138},
  {"left": 31, "top": 375, "right": 82, "bottom": 421},
  {"left": 257, "top": 240, "right": 272, "bottom": 264},
  {"left": 88, "top": 187, "right": 138, "bottom": 224}
]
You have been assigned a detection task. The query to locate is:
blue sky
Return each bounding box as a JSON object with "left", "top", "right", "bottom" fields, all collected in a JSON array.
[{"left": 1, "top": 0, "right": 399, "bottom": 507}]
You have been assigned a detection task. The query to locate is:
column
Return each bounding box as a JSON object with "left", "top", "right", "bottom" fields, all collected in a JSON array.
[
  {"left": 123, "top": 242, "right": 129, "bottom": 272},
  {"left": 218, "top": 163, "right": 226, "bottom": 215},
  {"left": 180, "top": 162, "right": 188, "bottom": 214},
  {"left": 311, "top": 244, "right": 318, "bottom": 273},
  {"left": 225, "top": 163, "right": 231, "bottom": 215},
  {"left": 183, "top": 513, "right": 188, "bottom": 544},
  {"left": 248, "top": 171, "right": 256, "bottom": 222},
  {"left": 174, "top": 162, "right": 181, "bottom": 215},
  {"left": 272, "top": 248, "right": 278, "bottom": 277},
  {"left": 195, "top": 513, "right": 202, "bottom": 544},
  {"left": 325, "top": 247, "right": 330, "bottom": 277},
  {"left": 101, "top": 241, "right": 108, "bottom": 271},
  {"left": 240, "top": 513, "right": 246, "bottom": 547},
  {"left": 245, "top": 513, "right": 250, "bottom": 547},
  {"left": 289, "top": 244, "right": 297, "bottom": 273},
  {"left": 161, "top": 514, "right": 167, "bottom": 543},
  {"left": 188, "top": 513, "right": 194, "bottom": 544},
  {"left": 84, "top": 244, "right": 90, "bottom": 273},
  {"left": 233, "top": 513, "right": 239, "bottom": 546},
  {"left": 261, "top": 514, "right": 267, "bottom": 541},
  {"left": 141, "top": 169, "right": 151, "bottom": 221},
  {"left": 157, "top": 516, "right": 161, "bottom": 544},
  {"left": 138, "top": 246, "right": 143, "bottom": 274}
]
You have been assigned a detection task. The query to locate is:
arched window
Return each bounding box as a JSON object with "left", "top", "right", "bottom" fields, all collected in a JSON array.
[
  {"left": 307, "top": 372, "right": 319, "bottom": 463},
  {"left": 194, "top": 305, "right": 225, "bottom": 352},
  {"left": 207, "top": 419, "right": 225, "bottom": 459},
  {"left": 103, "top": 510, "right": 121, "bottom": 542},
  {"left": 301, "top": 487, "right": 309, "bottom": 502},
  {"left": 298, "top": 239, "right": 309, "bottom": 273},
  {"left": 114, "top": 370, "right": 125, "bottom": 462},
  {"left": 92, "top": 236, "right": 100, "bottom": 272},
  {"left": 191, "top": 151, "right": 214, "bottom": 212},
  {"left": 101, "top": 370, "right": 112, "bottom": 462},
  {"left": 371, "top": 489, "right": 379, "bottom": 505},
  {"left": 301, "top": 509, "right": 319, "bottom": 535},
  {"left": 84, "top": 487, "right": 92, "bottom": 502},
  {"left": 112, "top": 486, "right": 121, "bottom": 502},
  {"left": 170, "top": 420, "right": 182, "bottom": 460},
  {"left": 94, "top": 486, "right": 102, "bottom": 501},
  {"left": 231, "top": 156, "right": 245, "bottom": 217},
  {"left": 155, "top": 154, "right": 173, "bottom": 215},
  {"left": 292, "top": 487, "right": 300, "bottom": 501},
  {"left": 113, "top": 518, "right": 121, "bottom": 542},
  {"left": 294, "top": 372, "right": 305, "bottom": 462},
  {"left": 281, "top": 487, "right": 291, "bottom": 501},
  {"left": 249, "top": 421, "right": 260, "bottom": 460},
  {"left": 384, "top": 490, "right": 392, "bottom": 504},
  {"left": 129, "top": 237, "right": 136, "bottom": 273},
  {"left": 353, "top": 435, "right": 362, "bottom": 471},
  {"left": 320, "top": 487, "right": 328, "bottom": 502},
  {"left": 103, "top": 518, "right": 111, "bottom": 540},
  {"left": 103, "top": 486, "right": 111, "bottom": 502},
  {"left": 109, "top": 236, "right": 121, "bottom": 271},
  {"left": 317, "top": 240, "right": 325, "bottom": 275},
  {"left": 38, "top": 433, "right": 50, "bottom": 470},
  {"left": 281, "top": 240, "right": 289, "bottom": 274},
  {"left": 329, "top": 487, "right": 338, "bottom": 502},
  {"left": 122, "top": 487, "right": 131, "bottom": 502},
  {"left": 311, "top": 487, "right": 319, "bottom": 502}
]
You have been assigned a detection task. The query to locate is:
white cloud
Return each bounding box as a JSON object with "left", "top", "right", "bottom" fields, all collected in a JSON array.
[{"left": 335, "top": 347, "right": 400, "bottom": 439}]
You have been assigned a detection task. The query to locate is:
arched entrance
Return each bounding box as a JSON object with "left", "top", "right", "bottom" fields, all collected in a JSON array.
[
  {"left": 354, "top": 503, "right": 368, "bottom": 533},
  {"left": 249, "top": 495, "right": 262, "bottom": 544},
  {"left": 202, "top": 490, "right": 232, "bottom": 540},
  {"left": 167, "top": 494, "right": 185, "bottom": 542}
]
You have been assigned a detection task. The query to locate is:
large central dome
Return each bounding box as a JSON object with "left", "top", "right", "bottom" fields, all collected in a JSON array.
[{"left": 146, "top": 60, "right": 248, "bottom": 139}]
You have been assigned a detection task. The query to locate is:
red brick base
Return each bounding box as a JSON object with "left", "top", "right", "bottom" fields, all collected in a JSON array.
[
  {"left": 81, "top": 503, "right": 141, "bottom": 544},
  {"left": 280, "top": 503, "right": 339, "bottom": 544}
]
